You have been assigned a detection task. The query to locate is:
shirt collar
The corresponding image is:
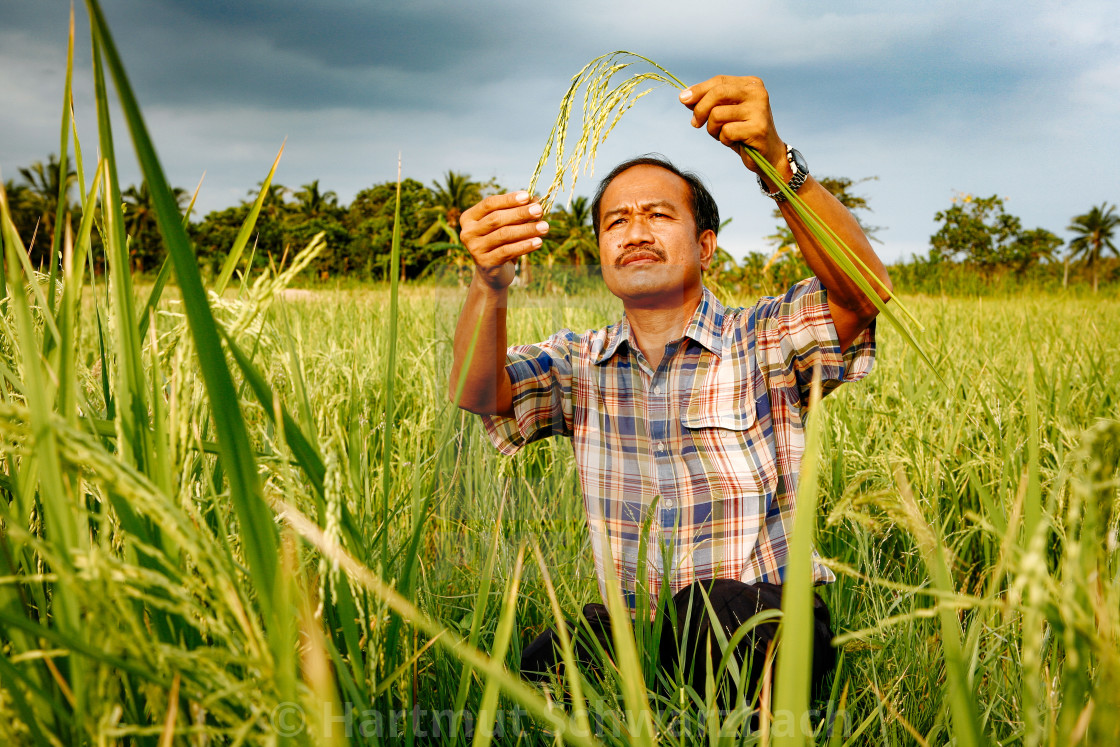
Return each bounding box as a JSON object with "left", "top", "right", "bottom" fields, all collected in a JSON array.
[{"left": 591, "top": 286, "right": 724, "bottom": 365}]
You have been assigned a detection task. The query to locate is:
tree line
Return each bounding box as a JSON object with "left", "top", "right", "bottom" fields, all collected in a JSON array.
[{"left": 3, "top": 154, "right": 1117, "bottom": 292}]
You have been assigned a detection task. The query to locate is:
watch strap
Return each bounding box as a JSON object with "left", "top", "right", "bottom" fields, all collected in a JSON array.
[{"left": 757, "top": 146, "right": 808, "bottom": 202}]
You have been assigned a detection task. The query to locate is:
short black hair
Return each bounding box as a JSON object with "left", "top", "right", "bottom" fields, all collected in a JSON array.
[{"left": 590, "top": 154, "right": 720, "bottom": 240}]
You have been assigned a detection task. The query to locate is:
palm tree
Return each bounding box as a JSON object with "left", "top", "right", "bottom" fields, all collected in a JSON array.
[
  {"left": 123, "top": 181, "right": 188, "bottom": 273},
  {"left": 548, "top": 196, "right": 599, "bottom": 267},
  {"left": 18, "top": 154, "right": 75, "bottom": 260},
  {"left": 419, "top": 171, "right": 482, "bottom": 245},
  {"left": 251, "top": 181, "right": 290, "bottom": 222},
  {"left": 3, "top": 178, "right": 32, "bottom": 233},
  {"left": 292, "top": 179, "right": 337, "bottom": 219},
  {"left": 1067, "top": 203, "right": 1119, "bottom": 292}
]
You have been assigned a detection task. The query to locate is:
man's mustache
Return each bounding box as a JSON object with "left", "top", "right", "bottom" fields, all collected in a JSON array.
[{"left": 615, "top": 245, "right": 668, "bottom": 267}]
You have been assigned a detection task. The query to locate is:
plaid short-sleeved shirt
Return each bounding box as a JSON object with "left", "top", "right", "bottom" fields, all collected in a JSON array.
[{"left": 482, "top": 278, "right": 876, "bottom": 613}]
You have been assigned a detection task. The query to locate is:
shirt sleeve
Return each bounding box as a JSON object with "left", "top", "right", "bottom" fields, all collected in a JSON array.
[
  {"left": 480, "top": 328, "right": 577, "bottom": 455},
  {"left": 752, "top": 277, "right": 876, "bottom": 407}
]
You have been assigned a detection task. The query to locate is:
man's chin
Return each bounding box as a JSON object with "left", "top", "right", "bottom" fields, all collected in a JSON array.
[{"left": 604, "top": 268, "right": 698, "bottom": 307}]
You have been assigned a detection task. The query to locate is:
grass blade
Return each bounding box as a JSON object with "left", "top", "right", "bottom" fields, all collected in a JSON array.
[
  {"left": 137, "top": 172, "right": 204, "bottom": 340},
  {"left": 472, "top": 546, "right": 526, "bottom": 747},
  {"left": 276, "top": 499, "right": 605, "bottom": 747},
  {"left": 773, "top": 369, "right": 824, "bottom": 747},
  {"left": 214, "top": 145, "right": 285, "bottom": 296},
  {"left": 85, "top": 0, "right": 280, "bottom": 608}
]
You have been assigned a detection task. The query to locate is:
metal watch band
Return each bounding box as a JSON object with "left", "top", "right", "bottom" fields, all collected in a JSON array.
[{"left": 757, "top": 146, "right": 808, "bottom": 202}]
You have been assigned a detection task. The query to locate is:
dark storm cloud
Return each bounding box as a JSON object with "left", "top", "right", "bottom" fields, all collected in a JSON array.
[
  {"left": 2, "top": 1, "right": 1117, "bottom": 261},
  {"left": 3, "top": 0, "right": 1072, "bottom": 124},
  {"left": 4, "top": 0, "right": 552, "bottom": 110},
  {"left": 163, "top": 0, "right": 501, "bottom": 72}
]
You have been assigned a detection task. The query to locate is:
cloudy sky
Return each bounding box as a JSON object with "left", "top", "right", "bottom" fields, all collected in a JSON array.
[{"left": 2, "top": 0, "right": 1118, "bottom": 262}]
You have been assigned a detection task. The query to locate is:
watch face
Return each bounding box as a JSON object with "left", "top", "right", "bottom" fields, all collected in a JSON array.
[{"left": 788, "top": 148, "right": 809, "bottom": 176}]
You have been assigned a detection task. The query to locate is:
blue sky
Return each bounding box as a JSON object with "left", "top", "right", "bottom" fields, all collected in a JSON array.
[{"left": 2, "top": 0, "right": 1117, "bottom": 263}]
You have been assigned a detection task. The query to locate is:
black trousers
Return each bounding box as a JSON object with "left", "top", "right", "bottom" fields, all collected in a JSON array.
[{"left": 520, "top": 579, "right": 836, "bottom": 705}]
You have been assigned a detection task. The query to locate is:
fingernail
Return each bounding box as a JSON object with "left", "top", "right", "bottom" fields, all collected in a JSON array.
[
  {"left": 536, "top": 221, "right": 549, "bottom": 233},
  {"left": 516, "top": 191, "right": 529, "bottom": 202},
  {"left": 679, "top": 89, "right": 693, "bottom": 102},
  {"left": 528, "top": 203, "right": 543, "bottom": 217},
  {"left": 531, "top": 237, "right": 542, "bottom": 247}
]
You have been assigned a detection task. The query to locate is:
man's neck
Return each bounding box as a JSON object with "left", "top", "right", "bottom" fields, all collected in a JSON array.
[{"left": 624, "top": 290, "right": 704, "bottom": 370}]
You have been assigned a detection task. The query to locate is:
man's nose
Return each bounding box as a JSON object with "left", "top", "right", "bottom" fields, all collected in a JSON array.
[{"left": 622, "top": 215, "right": 654, "bottom": 246}]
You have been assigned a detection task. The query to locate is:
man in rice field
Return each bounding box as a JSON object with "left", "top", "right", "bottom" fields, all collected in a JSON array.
[{"left": 449, "top": 76, "right": 892, "bottom": 704}]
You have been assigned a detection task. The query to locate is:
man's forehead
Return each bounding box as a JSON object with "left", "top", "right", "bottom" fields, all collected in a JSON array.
[
  {"left": 601, "top": 197, "right": 678, "bottom": 218},
  {"left": 600, "top": 165, "right": 691, "bottom": 210}
]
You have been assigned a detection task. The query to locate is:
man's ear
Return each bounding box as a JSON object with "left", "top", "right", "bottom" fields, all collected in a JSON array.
[{"left": 698, "top": 229, "right": 718, "bottom": 271}]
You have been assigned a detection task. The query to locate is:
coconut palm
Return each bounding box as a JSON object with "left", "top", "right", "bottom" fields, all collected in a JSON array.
[
  {"left": 292, "top": 179, "right": 338, "bottom": 219},
  {"left": 123, "top": 181, "right": 187, "bottom": 273},
  {"left": 17, "top": 154, "right": 75, "bottom": 261},
  {"left": 1067, "top": 203, "right": 1119, "bottom": 293},
  {"left": 251, "top": 181, "right": 290, "bottom": 222},
  {"left": 419, "top": 171, "right": 482, "bottom": 245},
  {"left": 2, "top": 179, "right": 34, "bottom": 238},
  {"left": 547, "top": 195, "right": 598, "bottom": 267}
]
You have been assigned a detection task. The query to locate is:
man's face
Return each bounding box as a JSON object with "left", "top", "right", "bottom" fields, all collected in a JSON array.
[{"left": 597, "top": 165, "right": 716, "bottom": 308}]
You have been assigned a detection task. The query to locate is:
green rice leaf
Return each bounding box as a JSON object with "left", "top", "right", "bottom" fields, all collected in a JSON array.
[
  {"left": 137, "top": 172, "right": 204, "bottom": 340},
  {"left": 43, "top": 5, "right": 76, "bottom": 319},
  {"left": 773, "top": 370, "right": 824, "bottom": 747},
  {"left": 472, "top": 545, "right": 526, "bottom": 747},
  {"left": 85, "top": 0, "right": 280, "bottom": 608},
  {"left": 214, "top": 145, "right": 285, "bottom": 297}
]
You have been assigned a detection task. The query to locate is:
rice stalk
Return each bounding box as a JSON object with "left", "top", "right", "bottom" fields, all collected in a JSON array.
[
  {"left": 214, "top": 144, "right": 285, "bottom": 297},
  {"left": 528, "top": 51, "right": 684, "bottom": 213},
  {"left": 42, "top": 4, "right": 76, "bottom": 319},
  {"left": 531, "top": 52, "right": 937, "bottom": 378},
  {"left": 772, "top": 369, "right": 823, "bottom": 747},
  {"left": 275, "top": 498, "right": 606, "bottom": 747}
]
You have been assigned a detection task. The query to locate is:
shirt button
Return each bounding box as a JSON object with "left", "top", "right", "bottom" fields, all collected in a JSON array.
[
  {"left": 663, "top": 498, "right": 674, "bottom": 509},
  {"left": 657, "top": 442, "right": 665, "bottom": 451},
  {"left": 654, "top": 385, "right": 662, "bottom": 394}
]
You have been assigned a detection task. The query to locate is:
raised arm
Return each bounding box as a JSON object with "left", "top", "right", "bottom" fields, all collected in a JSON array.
[
  {"left": 449, "top": 191, "right": 549, "bottom": 415},
  {"left": 680, "top": 75, "right": 892, "bottom": 351}
]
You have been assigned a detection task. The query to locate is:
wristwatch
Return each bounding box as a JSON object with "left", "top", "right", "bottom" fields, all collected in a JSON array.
[{"left": 757, "top": 145, "right": 809, "bottom": 202}]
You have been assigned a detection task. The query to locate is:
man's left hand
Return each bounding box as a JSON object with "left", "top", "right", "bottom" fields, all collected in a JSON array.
[{"left": 679, "top": 75, "right": 791, "bottom": 186}]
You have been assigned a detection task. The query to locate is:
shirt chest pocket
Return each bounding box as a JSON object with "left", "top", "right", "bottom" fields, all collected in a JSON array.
[{"left": 680, "top": 355, "right": 777, "bottom": 500}]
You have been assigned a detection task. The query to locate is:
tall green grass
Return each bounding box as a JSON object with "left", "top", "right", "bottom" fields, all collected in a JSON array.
[{"left": 0, "top": 5, "right": 1118, "bottom": 746}]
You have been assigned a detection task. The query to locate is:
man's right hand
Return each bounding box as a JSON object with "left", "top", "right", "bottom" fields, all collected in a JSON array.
[{"left": 459, "top": 191, "right": 549, "bottom": 290}]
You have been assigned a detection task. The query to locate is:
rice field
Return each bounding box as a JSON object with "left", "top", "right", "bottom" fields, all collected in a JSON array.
[
  {"left": 2, "top": 269, "right": 1119, "bottom": 745},
  {"left": 1, "top": 3, "right": 1119, "bottom": 745}
]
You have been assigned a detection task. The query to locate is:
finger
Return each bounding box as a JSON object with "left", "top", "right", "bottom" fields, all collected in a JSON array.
[
  {"left": 677, "top": 74, "right": 734, "bottom": 109},
  {"left": 686, "top": 77, "right": 765, "bottom": 129},
  {"left": 460, "top": 190, "right": 532, "bottom": 225},
  {"left": 704, "top": 103, "right": 755, "bottom": 141},
  {"left": 466, "top": 201, "right": 545, "bottom": 240},
  {"left": 469, "top": 220, "right": 550, "bottom": 257},
  {"left": 716, "top": 120, "right": 767, "bottom": 150},
  {"left": 488, "top": 236, "right": 546, "bottom": 265}
]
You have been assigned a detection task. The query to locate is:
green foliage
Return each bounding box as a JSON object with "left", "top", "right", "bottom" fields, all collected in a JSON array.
[
  {"left": 291, "top": 178, "right": 338, "bottom": 219},
  {"left": 10, "top": 154, "right": 76, "bottom": 267},
  {"left": 190, "top": 201, "right": 283, "bottom": 273},
  {"left": 545, "top": 195, "right": 599, "bottom": 266},
  {"left": 770, "top": 175, "right": 882, "bottom": 246},
  {"left": 348, "top": 177, "right": 435, "bottom": 278},
  {"left": 419, "top": 170, "right": 495, "bottom": 243},
  {"left": 930, "top": 193, "right": 1062, "bottom": 273},
  {"left": 121, "top": 180, "right": 188, "bottom": 273}
]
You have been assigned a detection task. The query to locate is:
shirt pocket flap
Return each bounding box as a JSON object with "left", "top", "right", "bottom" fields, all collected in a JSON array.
[
  {"left": 680, "top": 351, "right": 757, "bottom": 432},
  {"left": 681, "top": 409, "right": 756, "bottom": 431}
]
